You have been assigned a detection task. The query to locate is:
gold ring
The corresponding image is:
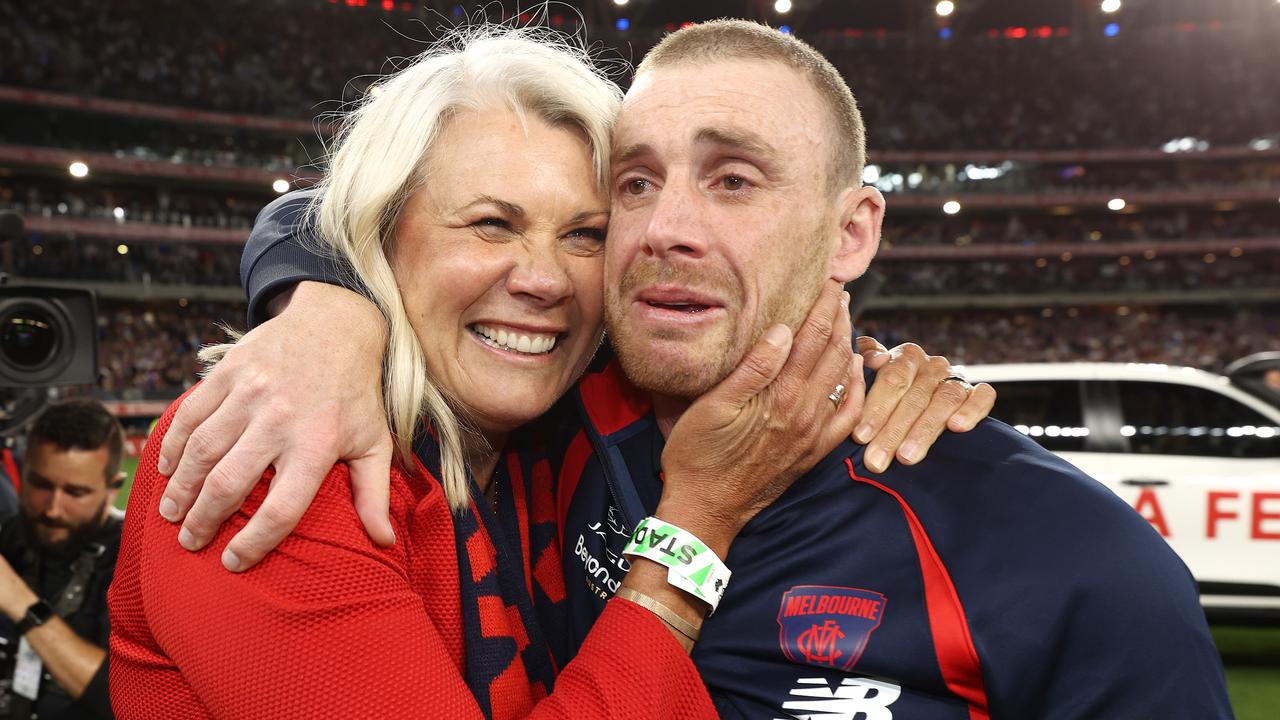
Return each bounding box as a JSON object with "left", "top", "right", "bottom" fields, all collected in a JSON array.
[{"left": 828, "top": 383, "right": 847, "bottom": 407}]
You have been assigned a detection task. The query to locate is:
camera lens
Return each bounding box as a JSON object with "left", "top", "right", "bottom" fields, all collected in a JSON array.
[{"left": 1, "top": 304, "right": 60, "bottom": 370}]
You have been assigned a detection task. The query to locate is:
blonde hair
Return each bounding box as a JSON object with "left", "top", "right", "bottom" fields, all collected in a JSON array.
[
  {"left": 209, "top": 26, "right": 621, "bottom": 511},
  {"left": 637, "top": 19, "right": 866, "bottom": 189}
]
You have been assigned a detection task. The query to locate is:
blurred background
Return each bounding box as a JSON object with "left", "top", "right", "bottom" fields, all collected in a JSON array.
[{"left": 1, "top": 0, "right": 1277, "bottom": 713}]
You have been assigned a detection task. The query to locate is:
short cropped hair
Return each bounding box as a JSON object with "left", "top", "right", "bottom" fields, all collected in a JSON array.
[
  {"left": 636, "top": 19, "right": 866, "bottom": 190},
  {"left": 25, "top": 398, "right": 125, "bottom": 484}
]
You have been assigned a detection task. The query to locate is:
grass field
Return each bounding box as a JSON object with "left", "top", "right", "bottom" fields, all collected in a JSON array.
[
  {"left": 1215, "top": 625, "right": 1280, "bottom": 718},
  {"left": 114, "top": 456, "right": 1279, "bottom": 714},
  {"left": 117, "top": 456, "right": 139, "bottom": 510}
]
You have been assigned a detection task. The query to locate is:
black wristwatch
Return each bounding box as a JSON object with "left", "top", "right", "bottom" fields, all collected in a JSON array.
[{"left": 15, "top": 599, "right": 55, "bottom": 635}]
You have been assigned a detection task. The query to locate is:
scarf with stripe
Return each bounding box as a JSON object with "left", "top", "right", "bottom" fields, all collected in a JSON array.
[{"left": 413, "top": 431, "right": 569, "bottom": 719}]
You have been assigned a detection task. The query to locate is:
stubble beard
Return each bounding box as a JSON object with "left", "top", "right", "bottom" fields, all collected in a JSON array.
[
  {"left": 21, "top": 499, "right": 109, "bottom": 560},
  {"left": 606, "top": 224, "right": 831, "bottom": 400}
]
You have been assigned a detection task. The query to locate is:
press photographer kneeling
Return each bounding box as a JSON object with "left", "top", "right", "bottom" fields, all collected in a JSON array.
[{"left": 0, "top": 399, "right": 121, "bottom": 720}]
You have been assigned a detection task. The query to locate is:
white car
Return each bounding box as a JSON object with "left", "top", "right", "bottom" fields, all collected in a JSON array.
[{"left": 957, "top": 359, "right": 1280, "bottom": 619}]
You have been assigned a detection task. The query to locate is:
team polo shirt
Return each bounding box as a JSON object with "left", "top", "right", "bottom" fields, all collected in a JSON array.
[{"left": 554, "top": 359, "right": 1233, "bottom": 719}]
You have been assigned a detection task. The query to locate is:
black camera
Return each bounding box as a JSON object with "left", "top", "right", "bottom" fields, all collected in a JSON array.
[{"left": 0, "top": 286, "right": 98, "bottom": 388}]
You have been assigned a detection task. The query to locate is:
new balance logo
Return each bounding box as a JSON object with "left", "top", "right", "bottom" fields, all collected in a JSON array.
[{"left": 774, "top": 676, "right": 901, "bottom": 720}]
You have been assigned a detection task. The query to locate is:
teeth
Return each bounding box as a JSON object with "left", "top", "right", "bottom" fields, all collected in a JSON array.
[{"left": 470, "top": 324, "right": 558, "bottom": 355}]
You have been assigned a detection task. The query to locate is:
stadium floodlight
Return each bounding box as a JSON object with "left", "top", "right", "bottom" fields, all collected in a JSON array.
[
  {"left": 943, "top": 200, "right": 961, "bottom": 215},
  {"left": 68, "top": 161, "right": 89, "bottom": 178},
  {"left": 936, "top": 1, "right": 956, "bottom": 17},
  {"left": 774, "top": 0, "right": 793, "bottom": 14},
  {"left": 1107, "top": 198, "right": 1127, "bottom": 211},
  {"left": 272, "top": 179, "right": 290, "bottom": 194},
  {"left": 1100, "top": 0, "right": 1121, "bottom": 13},
  {"left": 613, "top": 0, "right": 628, "bottom": 6}
]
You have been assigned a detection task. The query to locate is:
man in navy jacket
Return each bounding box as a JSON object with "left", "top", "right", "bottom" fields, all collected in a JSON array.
[{"left": 178, "top": 20, "right": 1232, "bottom": 719}]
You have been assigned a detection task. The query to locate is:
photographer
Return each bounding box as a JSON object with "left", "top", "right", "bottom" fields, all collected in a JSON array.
[{"left": 0, "top": 399, "right": 121, "bottom": 720}]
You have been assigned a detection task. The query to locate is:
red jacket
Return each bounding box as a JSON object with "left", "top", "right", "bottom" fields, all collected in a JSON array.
[{"left": 109, "top": 396, "right": 717, "bottom": 719}]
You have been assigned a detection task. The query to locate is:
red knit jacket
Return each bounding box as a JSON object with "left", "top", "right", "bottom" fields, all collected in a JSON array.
[{"left": 109, "top": 397, "right": 718, "bottom": 719}]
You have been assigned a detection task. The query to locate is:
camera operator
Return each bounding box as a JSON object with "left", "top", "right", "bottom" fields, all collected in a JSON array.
[{"left": 0, "top": 399, "right": 122, "bottom": 720}]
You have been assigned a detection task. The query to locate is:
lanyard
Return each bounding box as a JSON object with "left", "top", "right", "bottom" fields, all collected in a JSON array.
[{"left": 19, "top": 542, "right": 105, "bottom": 617}]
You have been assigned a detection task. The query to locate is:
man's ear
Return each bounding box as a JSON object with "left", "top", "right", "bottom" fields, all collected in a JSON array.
[
  {"left": 106, "top": 472, "right": 126, "bottom": 509},
  {"left": 829, "top": 185, "right": 885, "bottom": 283}
]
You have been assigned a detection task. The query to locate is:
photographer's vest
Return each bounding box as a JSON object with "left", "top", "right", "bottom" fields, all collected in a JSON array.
[{"left": 0, "top": 515, "right": 120, "bottom": 720}]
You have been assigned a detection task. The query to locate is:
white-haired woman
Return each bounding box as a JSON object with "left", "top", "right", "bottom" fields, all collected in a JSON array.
[{"left": 110, "top": 27, "right": 986, "bottom": 719}]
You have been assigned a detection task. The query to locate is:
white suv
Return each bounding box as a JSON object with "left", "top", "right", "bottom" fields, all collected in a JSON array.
[{"left": 958, "top": 360, "right": 1280, "bottom": 619}]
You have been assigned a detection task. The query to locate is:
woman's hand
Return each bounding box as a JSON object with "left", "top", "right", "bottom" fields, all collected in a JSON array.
[
  {"left": 851, "top": 338, "right": 996, "bottom": 472},
  {"left": 155, "top": 281, "right": 393, "bottom": 571},
  {"left": 655, "top": 280, "right": 862, "bottom": 552}
]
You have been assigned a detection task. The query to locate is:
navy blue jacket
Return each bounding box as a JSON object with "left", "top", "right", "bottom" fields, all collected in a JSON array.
[
  {"left": 244, "top": 191, "right": 1233, "bottom": 719},
  {"left": 554, "top": 359, "right": 1231, "bottom": 719}
]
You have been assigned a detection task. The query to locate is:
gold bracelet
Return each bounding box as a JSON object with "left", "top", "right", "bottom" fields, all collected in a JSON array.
[{"left": 616, "top": 587, "right": 702, "bottom": 642}]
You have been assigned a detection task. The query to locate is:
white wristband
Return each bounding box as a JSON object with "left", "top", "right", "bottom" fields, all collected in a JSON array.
[{"left": 622, "top": 516, "right": 732, "bottom": 613}]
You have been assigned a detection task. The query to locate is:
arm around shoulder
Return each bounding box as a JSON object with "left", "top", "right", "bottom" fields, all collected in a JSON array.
[
  {"left": 112, "top": 397, "right": 717, "bottom": 719},
  {"left": 241, "top": 188, "right": 364, "bottom": 327}
]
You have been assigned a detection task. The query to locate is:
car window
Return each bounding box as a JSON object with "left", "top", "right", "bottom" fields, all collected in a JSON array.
[
  {"left": 989, "top": 380, "right": 1088, "bottom": 452},
  {"left": 1116, "top": 381, "right": 1280, "bottom": 458}
]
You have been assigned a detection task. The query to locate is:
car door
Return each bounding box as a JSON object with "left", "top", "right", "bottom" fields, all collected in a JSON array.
[{"left": 1077, "top": 379, "right": 1280, "bottom": 610}]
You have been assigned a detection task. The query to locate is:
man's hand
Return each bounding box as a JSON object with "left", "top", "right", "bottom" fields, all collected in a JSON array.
[
  {"left": 851, "top": 338, "right": 997, "bottom": 473},
  {"left": 0, "top": 554, "right": 38, "bottom": 622},
  {"left": 156, "top": 281, "right": 393, "bottom": 571}
]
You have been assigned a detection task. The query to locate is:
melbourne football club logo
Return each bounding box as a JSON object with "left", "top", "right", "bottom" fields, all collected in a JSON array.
[{"left": 777, "top": 585, "right": 887, "bottom": 671}]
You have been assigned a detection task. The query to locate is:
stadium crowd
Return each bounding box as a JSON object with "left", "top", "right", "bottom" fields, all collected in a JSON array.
[
  {"left": 0, "top": 107, "right": 317, "bottom": 173},
  {"left": 7, "top": 230, "right": 1276, "bottom": 296},
  {"left": 3, "top": 1, "right": 1277, "bottom": 152},
  {"left": 860, "top": 305, "right": 1280, "bottom": 373},
  {"left": 884, "top": 208, "right": 1280, "bottom": 247},
  {"left": 81, "top": 301, "right": 1280, "bottom": 399},
  {"left": 2, "top": 1, "right": 1275, "bottom": 401},
  {"left": 870, "top": 158, "right": 1280, "bottom": 197},
  {"left": 875, "top": 252, "right": 1280, "bottom": 297},
  {"left": 0, "top": 182, "right": 265, "bottom": 230},
  {"left": 96, "top": 301, "right": 244, "bottom": 398},
  {"left": 10, "top": 238, "right": 242, "bottom": 287},
  {"left": 815, "top": 29, "right": 1280, "bottom": 151},
  {"left": 9, "top": 182, "right": 1277, "bottom": 252},
  {"left": 1, "top": 0, "right": 396, "bottom": 119}
]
